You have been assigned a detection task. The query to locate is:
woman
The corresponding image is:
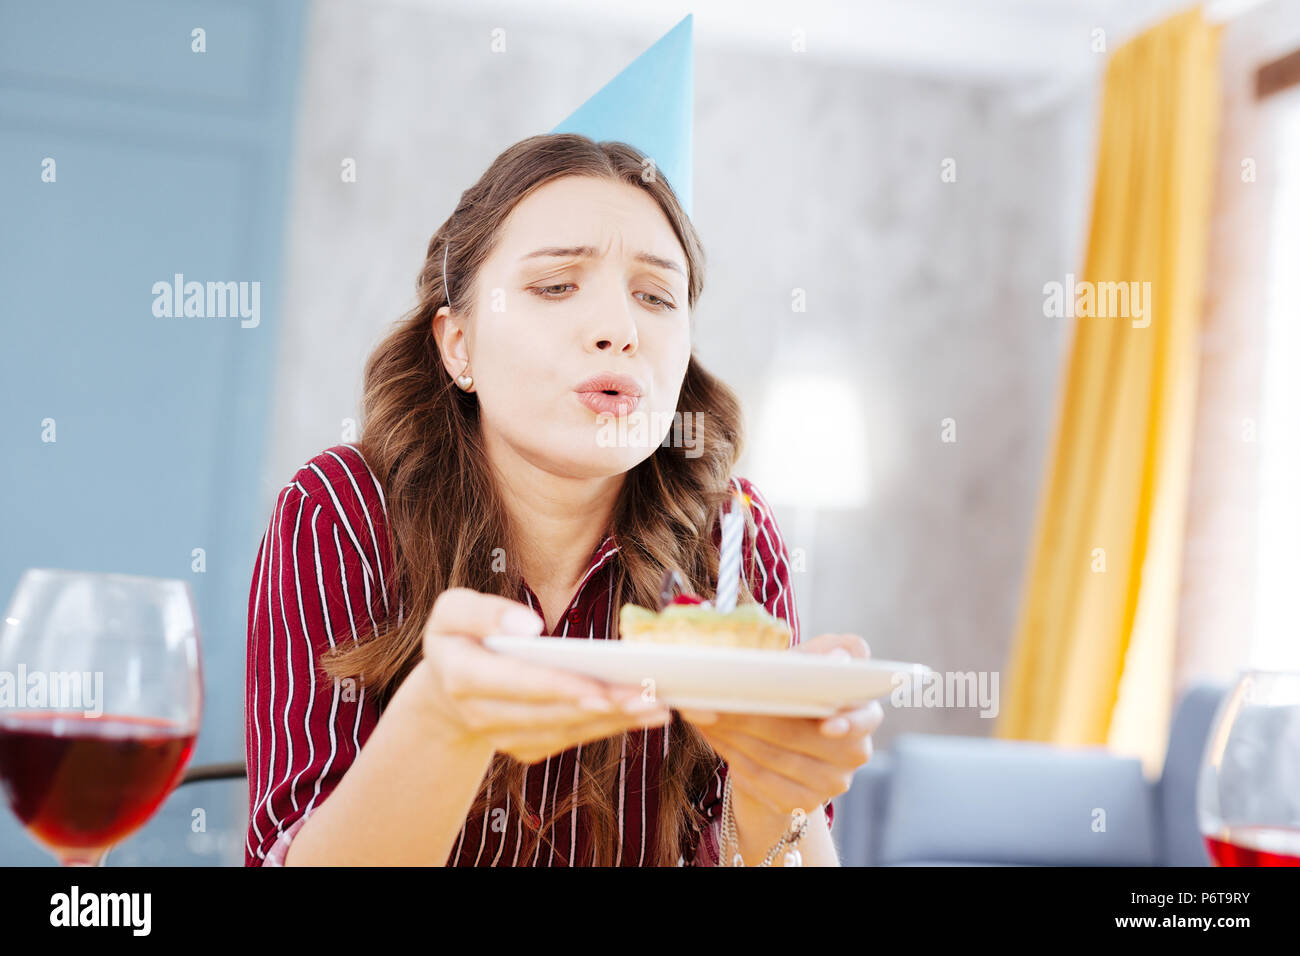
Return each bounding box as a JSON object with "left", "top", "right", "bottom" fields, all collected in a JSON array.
[{"left": 244, "top": 133, "right": 883, "bottom": 867}]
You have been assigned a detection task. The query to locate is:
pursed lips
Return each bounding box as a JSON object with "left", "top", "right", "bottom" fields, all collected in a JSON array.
[{"left": 573, "top": 373, "right": 646, "bottom": 415}]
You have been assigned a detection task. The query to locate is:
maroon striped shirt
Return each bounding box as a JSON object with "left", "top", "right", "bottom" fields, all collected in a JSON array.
[{"left": 243, "top": 443, "right": 831, "bottom": 866}]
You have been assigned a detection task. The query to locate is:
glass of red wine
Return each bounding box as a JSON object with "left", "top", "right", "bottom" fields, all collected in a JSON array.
[
  {"left": 0, "top": 569, "right": 202, "bottom": 866},
  {"left": 1197, "top": 669, "right": 1300, "bottom": 866}
]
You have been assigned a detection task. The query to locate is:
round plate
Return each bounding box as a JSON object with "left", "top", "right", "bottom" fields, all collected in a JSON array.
[{"left": 482, "top": 635, "right": 932, "bottom": 717}]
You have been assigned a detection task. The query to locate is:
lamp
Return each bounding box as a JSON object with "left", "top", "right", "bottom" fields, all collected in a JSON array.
[{"left": 750, "top": 334, "right": 870, "bottom": 634}]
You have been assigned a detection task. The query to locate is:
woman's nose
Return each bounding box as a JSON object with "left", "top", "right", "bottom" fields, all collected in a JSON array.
[
  {"left": 589, "top": 293, "right": 639, "bottom": 353},
  {"left": 594, "top": 333, "right": 636, "bottom": 352}
]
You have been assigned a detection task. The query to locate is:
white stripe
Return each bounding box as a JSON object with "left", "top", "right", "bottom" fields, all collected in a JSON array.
[
  {"left": 331, "top": 526, "right": 367, "bottom": 763},
  {"left": 293, "top": 509, "right": 345, "bottom": 832},
  {"left": 524, "top": 585, "right": 552, "bottom": 867},
  {"left": 567, "top": 602, "right": 601, "bottom": 865},
  {"left": 573, "top": 540, "right": 619, "bottom": 595},
  {"left": 569, "top": 744, "right": 581, "bottom": 867},
  {"left": 521, "top": 590, "right": 542, "bottom": 867},
  {"left": 548, "top": 753, "right": 564, "bottom": 867},
  {"left": 262, "top": 489, "right": 299, "bottom": 837},
  {"left": 254, "top": 488, "right": 292, "bottom": 855},
  {"left": 321, "top": 449, "right": 390, "bottom": 614},
  {"left": 299, "top": 508, "right": 342, "bottom": 822},
  {"left": 546, "top": 607, "right": 574, "bottom": 866},
  {"left": 246, "top": 490, "right": 279, "bottom": 859},
  {"left": 339, "top": 443, "right": 389, "bottom": 517},
  {"left": 474, "top": 777, "right": 492, "bottom": 866},
  {"left": 747, "top": 481, "right": 798, "bottom": 644},
  {"left": 304, "top": 461, "right": 379, "bottom": 600},
  {"left": 334, "top": 445, "right": 394, "bottom": 648},
  {"left": 516, "top": 580, "right": 543, "bottom": 867},
  {"left": 513, "top": 767, "right": 526, "bottom": 866},
  {"left": 249, "top": 502, "right": 280, "bottom": 858},
  {"left": 638, "top": 727, "right": 648, "bottom": 866},
  {"left": 566, "top": 605, "right": 595, "bottom": 866},
  {"left": 491, "top": 790, "right": 510, "bottom": 867},
  {"left": 262, "top": 493, "right": 306, "bottom": 841},
  {"left": 606, "top": 573, "right": 614, "bottom": 636},
  {"left": 284, "top": 502, "right": 319, "bottom": 816},
  {"left": 298, "top": 470, "right": 382, "bottom": 646},
  {"left": 251, "top": 488, "right": 289, "bottom": 859},
  {"left": 532, "top": 756, "right": 551, "bottom": 866},
  {"left": 615, "top": 734, "right": 626, "bottom": 866}
]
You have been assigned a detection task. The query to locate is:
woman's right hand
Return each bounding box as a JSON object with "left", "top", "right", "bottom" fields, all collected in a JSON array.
[{"left": 412, "top": 587, "right": 672, "bottom": 764}]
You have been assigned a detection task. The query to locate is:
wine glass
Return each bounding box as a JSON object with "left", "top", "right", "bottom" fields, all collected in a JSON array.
[
  {"left": 0, "top": 569, "right": 202, "bottom": 866},
  {"left": 1197, "top": 669, "right": 1300, "bottom": 866}
]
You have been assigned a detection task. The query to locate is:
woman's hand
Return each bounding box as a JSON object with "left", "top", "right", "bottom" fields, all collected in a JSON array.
[
  {"left": 411, "top": 587, "right": 672, "bottom": 764},
  {"left": 677, "top": 633, "right": 884, "bottom": 838}
]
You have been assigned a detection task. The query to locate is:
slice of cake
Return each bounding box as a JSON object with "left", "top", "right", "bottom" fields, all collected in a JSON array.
[{"left": 619, "top": 593, "right": 792, "bottom": 651}]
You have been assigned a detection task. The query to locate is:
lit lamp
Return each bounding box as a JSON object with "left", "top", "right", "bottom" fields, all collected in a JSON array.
[{"left": 751, "top": 362, "right": 870, "bottom": 635}]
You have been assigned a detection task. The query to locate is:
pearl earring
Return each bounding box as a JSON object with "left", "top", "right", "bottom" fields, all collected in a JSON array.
[{"left": 456, "top": 371, "right": 473, "bottom": 391}]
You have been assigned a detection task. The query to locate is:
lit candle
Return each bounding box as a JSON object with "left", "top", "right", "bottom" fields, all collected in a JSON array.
[{"left": 714, "top": 491, "right": 745, "bottom": 612}]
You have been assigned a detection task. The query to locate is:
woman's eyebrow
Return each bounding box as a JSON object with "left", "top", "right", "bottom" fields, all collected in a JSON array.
[{"left": 519, "top": 245, "right": 685, "bottom": 277}]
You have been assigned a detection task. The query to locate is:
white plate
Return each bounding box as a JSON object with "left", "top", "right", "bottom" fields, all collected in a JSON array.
[{"left": 483, "top": 635, "right": 933, "bottom": 717}]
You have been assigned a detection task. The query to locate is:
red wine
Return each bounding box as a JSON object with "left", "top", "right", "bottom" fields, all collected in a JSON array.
[
  {"left": 0, "top": 711, "right": 195, "bottom": 853},
  {"left": 1205, "top": 826, "right": 1300, "bottom": 866}
]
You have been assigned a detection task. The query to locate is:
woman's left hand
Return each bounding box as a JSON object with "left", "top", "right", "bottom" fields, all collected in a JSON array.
[{"left": 677, "top": 633, "right": 884, "bottom": 832}]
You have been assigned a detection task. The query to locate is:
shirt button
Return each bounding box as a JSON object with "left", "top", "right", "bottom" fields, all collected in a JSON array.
[{"left": 567, "top": 609, "right": 582, "bottom": 625}]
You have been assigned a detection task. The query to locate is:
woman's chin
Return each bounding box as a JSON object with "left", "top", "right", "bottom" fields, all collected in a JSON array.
[{"left": 553, "top": 435, "right": 658, "bottom": 478}]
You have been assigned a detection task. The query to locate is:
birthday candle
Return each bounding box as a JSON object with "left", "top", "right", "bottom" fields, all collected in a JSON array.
[{"left": 714, "top": 492, "right": 745, "bottom": 612}]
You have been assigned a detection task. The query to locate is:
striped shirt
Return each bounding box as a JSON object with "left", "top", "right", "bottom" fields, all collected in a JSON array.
[{"left": 243, "top": 443, "right": 831, "bottom": 866}]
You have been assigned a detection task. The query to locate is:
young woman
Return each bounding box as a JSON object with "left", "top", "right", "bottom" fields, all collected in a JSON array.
[{"left": 244, "top": 133, "right": 884, "bottom": 867}]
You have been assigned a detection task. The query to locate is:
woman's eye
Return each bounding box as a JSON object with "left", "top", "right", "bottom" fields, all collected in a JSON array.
[
  {"left": 532, "top": 282, "right": 575, "bottom": 298},
  {"left": 528, "top": 284, "right": 675, "bottom": 311},
  {"left": 638, "top": 292, "right": 675, "bottom": 311}
]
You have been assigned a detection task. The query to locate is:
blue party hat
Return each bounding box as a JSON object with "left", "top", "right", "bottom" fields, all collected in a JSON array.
[{"left": 550, "top": 14, "right": 694, "bottom": 215}]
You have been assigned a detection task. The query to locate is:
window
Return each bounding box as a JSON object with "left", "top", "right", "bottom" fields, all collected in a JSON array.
[{"left": 1251, "top": 87, "right": 1300, "bottom": 671}]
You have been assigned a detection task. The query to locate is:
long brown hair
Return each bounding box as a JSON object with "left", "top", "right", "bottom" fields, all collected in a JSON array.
[{"left": 320, "top": 132, "right": 765, "bottom": 866}]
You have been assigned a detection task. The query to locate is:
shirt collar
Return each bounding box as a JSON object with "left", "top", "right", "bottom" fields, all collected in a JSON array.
[
  {"left": 574, "top": 531, "right": 620, "bottom": 591},
  {"left": 519, "top": 531, "right": 621, "bottom": 619}
]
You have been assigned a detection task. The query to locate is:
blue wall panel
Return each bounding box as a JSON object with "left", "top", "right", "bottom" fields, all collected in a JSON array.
[{"left": 0, "top": 0, "right": 306, "bottom": 864}]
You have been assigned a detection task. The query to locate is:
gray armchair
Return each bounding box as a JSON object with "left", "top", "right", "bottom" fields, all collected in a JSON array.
[{"left": 832, "top": 681, "right": 1227, "bottom": 866}]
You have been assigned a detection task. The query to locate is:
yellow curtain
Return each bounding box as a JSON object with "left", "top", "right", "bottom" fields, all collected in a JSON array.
[{"left": 995, "top": 7, "right": 1221, "bottom": 774}]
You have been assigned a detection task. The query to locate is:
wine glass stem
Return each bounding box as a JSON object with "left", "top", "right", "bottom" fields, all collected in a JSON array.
[{"left": 61, "top": 848, "right": 109, "bottom": 866}]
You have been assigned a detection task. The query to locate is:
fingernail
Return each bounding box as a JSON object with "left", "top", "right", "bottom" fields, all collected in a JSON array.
[
  {"left": 501, "top": 607, "right": 544, "bottom": 635},
  {"left": 579, "top": 696, "right": 614, "bottom": 712},
  {"left": 830, "top": 648, "right": 852, "bottom": 661},
  {"left": 824, "top": 717, "right": 850, "bottom": 736}
]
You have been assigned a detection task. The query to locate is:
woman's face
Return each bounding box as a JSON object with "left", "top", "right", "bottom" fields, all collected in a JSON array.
[{"left": 435, "top": 175, "right": 693, "bottom": 479}]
